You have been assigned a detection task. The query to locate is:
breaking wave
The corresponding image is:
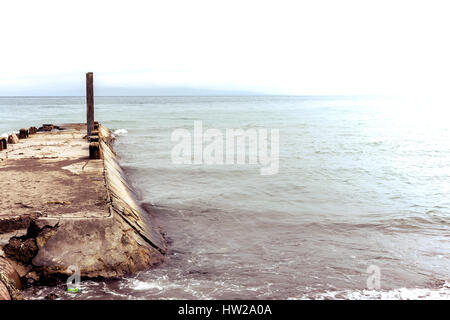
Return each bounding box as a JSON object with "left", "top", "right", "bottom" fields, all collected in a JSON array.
[
  {"left": 113, "top": 128, "right": 128, "bottom": 136},
  {"left": 295, "top": 281, "right": 450, "bottom": 300}
]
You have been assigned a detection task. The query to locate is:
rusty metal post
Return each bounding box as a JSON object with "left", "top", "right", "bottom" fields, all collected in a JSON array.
[{"left": 86, "top": 72, "right": 94, "bottom": 136}]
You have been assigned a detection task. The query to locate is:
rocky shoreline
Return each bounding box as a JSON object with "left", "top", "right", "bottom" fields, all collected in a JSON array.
[{"left": 0, "top": 123, "right": 167, "bottom": 300}]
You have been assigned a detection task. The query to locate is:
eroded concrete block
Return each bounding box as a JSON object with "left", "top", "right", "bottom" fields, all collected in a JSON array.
[
  {"left": 8, "top": 134, "right": 19, "bottom": 144},
  {"left": 18, "top": 129, "right": 29, "bottom": 139}
]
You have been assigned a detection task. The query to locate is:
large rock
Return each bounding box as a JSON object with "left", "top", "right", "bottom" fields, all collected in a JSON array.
[
  {"left": 0, "top": 281, "right": 10, "bottom": 300},
  {"left": 32, "top": 214, "right": 165, "bottom": 278},
  {"left": 0, "top": 257, "right": 22, "bottom": 300},
  {"left": 0, "top": 258, "right": 21, "bottom": 290},
  {"left": 4, "top": 237, "right": 39, "bottom": 264},
  {"left": 8, "top": 134, "right": 19, "bottom": 144}
]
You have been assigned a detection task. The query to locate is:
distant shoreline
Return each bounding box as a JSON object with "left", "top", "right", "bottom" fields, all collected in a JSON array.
[{"left": 0, "top": 94, "right": 384, "bottom": 98}]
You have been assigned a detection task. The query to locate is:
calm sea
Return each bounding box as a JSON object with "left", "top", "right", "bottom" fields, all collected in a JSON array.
[{"left": 1, "top": 96, "right": 449, "bottom": 299}]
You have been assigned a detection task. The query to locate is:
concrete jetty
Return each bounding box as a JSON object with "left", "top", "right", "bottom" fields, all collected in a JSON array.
[{"left": 0, "top": 123, "right": 167, "bottom": 299}]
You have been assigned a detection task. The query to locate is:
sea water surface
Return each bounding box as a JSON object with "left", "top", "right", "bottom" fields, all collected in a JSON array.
[{"left": 1, "top": 96, "right": 449, "bottom": 299}]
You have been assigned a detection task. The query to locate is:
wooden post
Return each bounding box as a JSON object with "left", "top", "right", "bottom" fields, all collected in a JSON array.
[
  {"left": 86, "top": 72, "right": 94, "bottom": 136},
  {"left": 18, "top": 129, "right": 29, "bottom": 139},
  {"left": 0, "top": 138, "right": 6, "bottom": 151},
  {"left": 89, "top": 142, "right": 101, "bottom": 159}
]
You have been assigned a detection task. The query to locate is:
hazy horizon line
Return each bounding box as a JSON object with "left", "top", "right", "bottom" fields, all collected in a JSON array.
[{"left": 0, "top": 94, "right": 385, "bottom": 98}]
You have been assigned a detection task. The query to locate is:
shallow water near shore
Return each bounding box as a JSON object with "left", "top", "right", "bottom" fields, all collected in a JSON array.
[{"left": 1, "top": 96, "right": 449, "bottom": 299}]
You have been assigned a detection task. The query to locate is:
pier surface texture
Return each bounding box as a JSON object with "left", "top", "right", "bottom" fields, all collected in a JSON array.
[{"left": 0, "top": 124, "right": 166, "bottom": 299}]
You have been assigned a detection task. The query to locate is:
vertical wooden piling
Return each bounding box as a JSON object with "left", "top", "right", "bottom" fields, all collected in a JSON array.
[
  {"left": 18, "top": 129, "right": 29, "bottom": 139},
  {"left": 86, "top": 72, "right": 94, "bottom": 136},
  {"left": 89, "top": 142, "right": 101, "bottom": 159},
  {"left": 0, "top": 138, "right": 6, "bottom": 151}
]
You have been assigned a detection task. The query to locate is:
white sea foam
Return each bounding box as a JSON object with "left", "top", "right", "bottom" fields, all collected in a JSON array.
[
  {"left": 294, "top": 282, "right": 450, "bottom": 300},
  {"left": 113, "top": 128, "right": 128, "bottom": 136},
  {"left": 132, "top": 280, "right": 166, "bottom": 291}
]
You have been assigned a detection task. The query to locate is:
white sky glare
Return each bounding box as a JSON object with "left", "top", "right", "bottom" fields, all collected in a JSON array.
[{"left": 0, "top": 0, "right": 449, "bottom": 96}]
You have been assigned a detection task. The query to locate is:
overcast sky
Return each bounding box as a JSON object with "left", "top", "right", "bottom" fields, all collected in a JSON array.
[{"left": 0, "top": 0, "right": 449, "bottom": 96}]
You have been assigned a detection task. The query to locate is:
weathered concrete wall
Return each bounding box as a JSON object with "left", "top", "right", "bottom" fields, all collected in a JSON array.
[{"left": 99, "top": 125, "right": 166, "bottom": 252}]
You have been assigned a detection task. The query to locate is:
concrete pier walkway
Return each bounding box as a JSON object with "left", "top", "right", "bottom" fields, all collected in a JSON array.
[{"left": 0, "top": 123, "right": 166, "bottom": 299}]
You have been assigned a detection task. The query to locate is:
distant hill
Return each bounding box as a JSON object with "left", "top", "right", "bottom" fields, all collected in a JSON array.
[
  {"left": 0, "top": 84, "right": 264, "bottom": 97},
  {"left": 95, "top": 86, "right": 264, "bottom": 96}
]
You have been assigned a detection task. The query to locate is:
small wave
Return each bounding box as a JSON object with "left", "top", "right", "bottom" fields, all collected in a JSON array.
[
  {"left": 113, "top": 128, "right": 128, "bottom": 136},
  {"left": 294, "top": 281, "right": 450, "bottom": 300},
  {"left": 132, "top": 280, "right": 166, "bottom": 291}
]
